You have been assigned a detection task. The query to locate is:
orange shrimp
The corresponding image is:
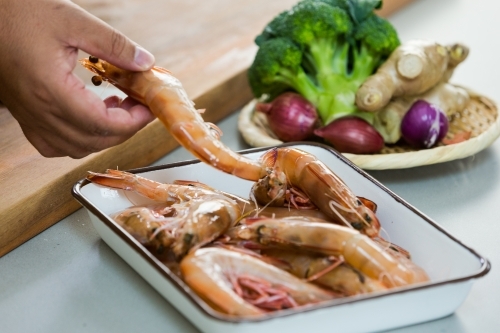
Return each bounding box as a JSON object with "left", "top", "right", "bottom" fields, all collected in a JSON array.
[
  {"left": 179, "top": 247, "right": 335, "bottom": 317},
  {"left": 261, "top": 249, "right": 387, "bottom": 296},
  {"left": 87, "top": 169, "right": 233, "bottom": 204},
  {"left": 226, "top": 218, "right": 429, "bottom": 288},
  {"left": 112, "top": 204, "right": 180, "bottom": 253},
  {"left": 80, "top": 57, "right": 267, "bottom": 181},
  {"left": 253, "top": 147, "right": 381, "bottom": 237},
  {"left": 173, "top": 179, "right": 332, "bottom": 222},
  {"left": 87, "top": 170, "right": 241, "bottom": 258}
]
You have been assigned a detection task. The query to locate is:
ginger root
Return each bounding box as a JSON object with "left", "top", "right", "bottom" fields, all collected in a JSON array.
[
  {"left": 373, "top": 83, "right": 470, "bottom": 143},
  {"left": 355, "top": 40, "right": 469, "bottom": 112}
]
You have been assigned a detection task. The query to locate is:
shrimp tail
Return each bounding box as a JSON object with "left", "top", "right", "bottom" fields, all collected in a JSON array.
[{"left": 87, "top": 170, "right": 159, "bottom": 192}]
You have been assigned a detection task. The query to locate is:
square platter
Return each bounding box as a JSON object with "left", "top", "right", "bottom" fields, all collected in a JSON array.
[{"left": 72, "top": 142, "right": 490, "bottom": 333}]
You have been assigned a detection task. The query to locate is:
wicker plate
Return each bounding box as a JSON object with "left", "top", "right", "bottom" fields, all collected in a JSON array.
[{"left": 238, "top": 89, "right": 500, "bottom": 170}]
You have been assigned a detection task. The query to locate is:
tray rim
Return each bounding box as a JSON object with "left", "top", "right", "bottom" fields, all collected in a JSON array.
[
  {"left": 72, "top": 142, "right": 491, "bottom": 323},
  {"left": 238, "top": 94, "right": 500, "bottom": 170}
]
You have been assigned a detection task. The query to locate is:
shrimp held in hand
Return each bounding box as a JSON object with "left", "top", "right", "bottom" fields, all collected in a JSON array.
[
  {"left": 80, "top": 57, "right": 266, "bottom": 181},
  {"left": 180, "top": 247, "right": 335, "bottom": 317}
]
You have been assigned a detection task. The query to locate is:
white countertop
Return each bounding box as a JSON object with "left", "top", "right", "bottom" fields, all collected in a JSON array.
[{"left": 1, "top": 0, "right": 499, "bottom": 332}]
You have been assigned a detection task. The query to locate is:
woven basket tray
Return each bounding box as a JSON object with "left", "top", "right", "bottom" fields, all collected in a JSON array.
[{"left": 238, "top": 89, "right": 500, "bottom": 170}]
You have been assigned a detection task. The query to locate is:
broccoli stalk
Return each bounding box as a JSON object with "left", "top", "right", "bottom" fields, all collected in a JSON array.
[{"left": 248, "top": 0, "right": 400, "bottom": 125}]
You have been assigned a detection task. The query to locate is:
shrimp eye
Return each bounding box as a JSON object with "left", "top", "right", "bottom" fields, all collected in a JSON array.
[
  {"left": 91, "top": 76, "right": 103, "bottom": 86},
  {"left": 351, "top": 222, "right": 363, "bottom": 230},
  {"left": 88, "top": 56, "right": 99, "bottom": 63},
  {"left": 183, "top": 233, "right": 194, "bottom": 244},
  {"left": 353, "top": 268, "right": 365, "bottom": 284}
]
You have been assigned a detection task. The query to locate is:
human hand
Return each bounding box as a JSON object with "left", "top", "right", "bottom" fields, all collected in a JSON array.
[{"left": 0, "top": 0, "right": 156, "bottom": 158}]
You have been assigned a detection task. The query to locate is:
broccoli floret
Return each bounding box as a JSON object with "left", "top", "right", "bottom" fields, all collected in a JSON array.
[
  {"left": 248, "top": 0, "right": 400, "bottom": 125},
  {"left": 248, "top": 38, "right": 319, "bottom": 103},
  {"left": 351, "top": 13, "right": 400, "bottom": 80}
]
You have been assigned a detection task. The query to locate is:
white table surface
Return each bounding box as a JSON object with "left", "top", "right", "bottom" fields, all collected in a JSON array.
[{"left": 1, "top": 0, "right": 499, "bottom": 332}]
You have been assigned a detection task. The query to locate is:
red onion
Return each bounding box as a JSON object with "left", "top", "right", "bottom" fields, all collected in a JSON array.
[
  {"left": 256, "top": 92, "right": 319, "bottom": 142},
  {"left": 401, "top": 100, "right": 449, "bottom": 149},
  {"left": 314, "top": 117, "right": 384, "bottom": 154}
]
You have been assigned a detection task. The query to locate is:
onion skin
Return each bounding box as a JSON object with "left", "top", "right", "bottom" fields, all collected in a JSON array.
[
  {"left": 256, "top": 92, "right": 319, "bottom": 142},
  {"left": 314, "top": 117, "right": 385, "bottom": 154},
  {"left": 401, "top": 100, "right": 449, "bottom": 149}
]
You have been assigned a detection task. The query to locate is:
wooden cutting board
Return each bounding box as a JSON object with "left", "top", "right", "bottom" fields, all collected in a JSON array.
[{"left": 0, "top": 0, "right": 414, "bottom": 256}]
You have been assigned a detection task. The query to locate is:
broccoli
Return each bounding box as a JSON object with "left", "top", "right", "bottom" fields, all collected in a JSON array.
[{"left": 248, "top": 0, "right": 399, "bottom": 125}]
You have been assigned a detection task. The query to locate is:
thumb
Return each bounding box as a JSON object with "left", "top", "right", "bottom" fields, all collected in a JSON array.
[{"left": 68, "top": 3, "right": 155, "bottom": 71}]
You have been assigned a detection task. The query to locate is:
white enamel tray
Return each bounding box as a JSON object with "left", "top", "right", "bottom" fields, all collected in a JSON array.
[{"left": 73, "top": 142, "right": 490, "bottom": 333}]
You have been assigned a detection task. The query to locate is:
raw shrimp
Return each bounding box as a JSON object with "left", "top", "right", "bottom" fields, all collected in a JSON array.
[
  {"left": 173, "top": 179, "right": 332, "bottom": 221},
  {"left": 88, "top": 170, "right": 241, "bottom": 258},
  {"left": 80, "top": 57, "right": 267, "bottom": 181},
  {"left": 112, "top": 204, "right": 180, "bottom": 252},
  {"left": 87, "top": 169, "right": 232, "bottom": 204},
  {"left": 227, "top": 218, "right": 429, "bottom": 288},
  {"left": 179, "top": 247, "right": 335, "bottom": 316},
  {"left": 89, "top": 170, "right": 330, "bottom": 221},
  {"left": 210, "top": 242, "right": 386, "bottom": 295},
  {"left": 261, "top": 249, "right": 387, "bottom": 296},
  {"left": 253, "top": 147, "right": 380, "bottom": 237}
]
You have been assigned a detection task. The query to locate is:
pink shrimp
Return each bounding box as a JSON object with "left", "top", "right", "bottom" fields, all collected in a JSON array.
[
  {"left": 87, "top": 170, "right": 241, "bottom": 258},
  {"left": 80, "top": 57, "right": 267, "bottom": 181},
  {"left": 226, "top": 217, "right": 429, "bottom": 288},
  {"left": 253, "top": 147, "right": 381, "bottom": 237},
  {"left": 261, "top": 249, "right": 388, "bottom": 296},
  {"left": 179, "top": 247, "right": 335, "bottom": 317}
]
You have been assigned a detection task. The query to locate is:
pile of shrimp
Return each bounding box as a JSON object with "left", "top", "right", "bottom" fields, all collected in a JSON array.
[
  {"left": 87, "top": 161, "right": 429, "bottom": 317},
  {"left": 82, "top": 57, "right": 429, "bottom": 318}
]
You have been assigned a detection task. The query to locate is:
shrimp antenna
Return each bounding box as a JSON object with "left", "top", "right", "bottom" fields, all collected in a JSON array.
[
  {"left": 328, "top": 200, "right": 354, "bottom": 229},
  {"left": 325, "top": 191, "right": 372, "bottom": 228}
]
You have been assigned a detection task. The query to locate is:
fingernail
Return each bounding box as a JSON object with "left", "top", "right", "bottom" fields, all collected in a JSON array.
[{"left": 134, "top": 46, "right": 155, "bottom": 70}]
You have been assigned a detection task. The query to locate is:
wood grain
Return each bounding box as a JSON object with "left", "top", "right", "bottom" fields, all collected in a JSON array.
[{"left": 0, "top": 0, "right": 415, "bottom": 256}]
